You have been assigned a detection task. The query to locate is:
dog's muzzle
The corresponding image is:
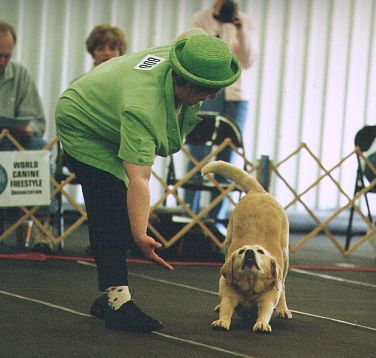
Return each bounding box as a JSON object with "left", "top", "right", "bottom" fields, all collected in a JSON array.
[{"left": 242, "top": 249, "right": 260, "bottom": 270}]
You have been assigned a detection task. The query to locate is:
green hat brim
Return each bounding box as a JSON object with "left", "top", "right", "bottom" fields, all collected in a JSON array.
[{"left": 169, "top": 38, "right": 241, "bottom": 89}]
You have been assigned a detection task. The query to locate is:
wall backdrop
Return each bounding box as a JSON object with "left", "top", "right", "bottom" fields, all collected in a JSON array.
[{"left": 1, "top": 0, "right": 375, "bottom": 212}]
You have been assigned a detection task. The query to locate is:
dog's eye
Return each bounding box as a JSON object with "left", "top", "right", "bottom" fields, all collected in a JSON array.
[
  {"left": 257, "top": 249, "right": 264, "bottom": 254},
  {"left": 239, "top": 249, "right": 245, "bottom": 254}
]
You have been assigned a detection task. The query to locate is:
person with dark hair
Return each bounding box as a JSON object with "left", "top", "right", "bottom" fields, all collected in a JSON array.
[
  {"left": 55, "top": 28, "right": 241, "bottom": 332},
  {"left": 185, "top": 0, "right": 256, "bottom": 223}
]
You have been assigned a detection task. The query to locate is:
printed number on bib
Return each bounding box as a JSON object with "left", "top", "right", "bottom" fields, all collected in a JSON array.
[{"left": 134, "top": 54, "right": 166, "bottom": 70}]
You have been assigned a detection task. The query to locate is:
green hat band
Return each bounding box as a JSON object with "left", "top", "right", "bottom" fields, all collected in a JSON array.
[{"left": 169, "top": 35, "right": 241, "bottom": 88}]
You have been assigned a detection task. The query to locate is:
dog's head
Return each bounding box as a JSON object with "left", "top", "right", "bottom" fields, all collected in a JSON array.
[{"left": 221, "top": 244, "right": 282, "bottom": 294}]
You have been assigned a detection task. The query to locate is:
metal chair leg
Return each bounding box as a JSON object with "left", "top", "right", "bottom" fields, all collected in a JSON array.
[{"left": 345, "top": 205, "right": 355, "bottom": 250}]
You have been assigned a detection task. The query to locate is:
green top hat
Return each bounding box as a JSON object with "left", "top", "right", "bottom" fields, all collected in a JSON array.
[{"left": 169, "top": 35, "right": 241, "bottom": 88}]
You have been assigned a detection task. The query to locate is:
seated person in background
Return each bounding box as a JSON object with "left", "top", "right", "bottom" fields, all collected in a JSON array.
[
  {"left": 0, "top": 21, "right": 53, "bottom": 251},
  {"left": 0, "top": 21, "right": 45, "bottom": 150}
]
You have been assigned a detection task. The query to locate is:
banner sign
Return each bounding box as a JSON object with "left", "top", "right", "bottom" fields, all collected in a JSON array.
[{"left": 0, "top": 150, "right": 51, "bottom": 207}]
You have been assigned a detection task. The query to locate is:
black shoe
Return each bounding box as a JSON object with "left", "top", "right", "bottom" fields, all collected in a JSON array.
[
  {"left": 105, "top": 300, "right": 163, "bottom": 332},
  {"left": 89, "top": 294, "right": 106, "bottom": 319}
]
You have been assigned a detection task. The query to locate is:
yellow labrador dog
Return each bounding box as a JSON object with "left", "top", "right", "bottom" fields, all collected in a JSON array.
[{"left": 202, "top": 161, "right": 292, "bottom": 333}]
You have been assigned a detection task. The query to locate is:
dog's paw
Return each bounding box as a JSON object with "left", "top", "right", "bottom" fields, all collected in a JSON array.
[
  {"left": 211, "top": 320, "right": 230, "bottom": 331},
  {"left": 275, "top": 308, "right": 292, "bottom": 319},
  {"left": 253, "top": 321, "right": 272, "bottom": 333}
]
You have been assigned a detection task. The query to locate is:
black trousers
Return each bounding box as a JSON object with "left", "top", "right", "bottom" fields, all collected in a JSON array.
[{"left": 64, "top": 152, "right": 131, "bottom": 291}]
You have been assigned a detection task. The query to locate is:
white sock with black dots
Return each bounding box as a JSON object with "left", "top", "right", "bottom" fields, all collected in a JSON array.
[{"left": 106, "top": 286, "right": 131, "bottom": 310}]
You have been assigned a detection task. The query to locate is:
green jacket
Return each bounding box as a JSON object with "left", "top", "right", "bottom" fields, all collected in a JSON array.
[{"left": 55, "top": 31, "right": 204, "bottom": 184}]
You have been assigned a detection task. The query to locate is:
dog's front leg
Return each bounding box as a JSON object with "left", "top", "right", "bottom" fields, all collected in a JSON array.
[
  {"left": 211, "top": 296, "right": 238, "bottom": 331},
  {"left": 275, "top": 285, "right": 292, "bottom": 319},
  {"left": 253, "top": 300, "right": 275, "bottom": 333}
]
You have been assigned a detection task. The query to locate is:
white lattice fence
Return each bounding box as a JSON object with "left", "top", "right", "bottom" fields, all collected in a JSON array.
[{"left": 0, "top": 131, "right": 87, "bottom": 247}]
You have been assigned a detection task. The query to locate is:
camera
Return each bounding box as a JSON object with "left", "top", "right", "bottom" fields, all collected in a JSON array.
[{"left": 214, "top": 0, "right": 238, "bottom": 23}]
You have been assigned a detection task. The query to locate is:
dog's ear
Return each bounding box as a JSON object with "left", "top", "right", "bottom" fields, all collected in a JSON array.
[
  {"left": 270, "top": 258, "right": 282, "bottom": 287},
  {"left": 221, "top": 253, "right": 235, "bottom": 283}
]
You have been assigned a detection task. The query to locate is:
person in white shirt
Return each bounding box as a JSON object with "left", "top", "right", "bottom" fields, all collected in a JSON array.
[{"left": 185, "top": 0, "right": 256, "bottom": 222}]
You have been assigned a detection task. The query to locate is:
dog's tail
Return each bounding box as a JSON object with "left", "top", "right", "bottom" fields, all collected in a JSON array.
[{"left": 201, "top": 160, "right": 264, "bottom": 194}]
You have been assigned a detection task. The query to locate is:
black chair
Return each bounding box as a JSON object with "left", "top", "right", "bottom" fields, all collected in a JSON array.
[{"left": 345, "top": 125, "right": 376, "bottom": 249}]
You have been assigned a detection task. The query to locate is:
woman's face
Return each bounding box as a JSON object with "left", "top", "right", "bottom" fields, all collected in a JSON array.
[{"left": 93, "top": 42, "right": 121, "bottom": 66}]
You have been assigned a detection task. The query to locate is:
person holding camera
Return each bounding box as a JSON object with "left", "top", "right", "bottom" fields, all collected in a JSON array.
[{"left": 185, "top": 0, "right": 256, "bottom": 223}]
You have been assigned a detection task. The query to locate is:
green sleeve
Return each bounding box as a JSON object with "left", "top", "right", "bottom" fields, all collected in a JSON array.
[{"left": 118, "top": 109, "right": 156, "bottom": 166}]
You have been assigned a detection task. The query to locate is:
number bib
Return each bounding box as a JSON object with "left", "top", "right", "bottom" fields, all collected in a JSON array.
[{"left": 134, "top": 54, "right": 166, "bottom": 71}]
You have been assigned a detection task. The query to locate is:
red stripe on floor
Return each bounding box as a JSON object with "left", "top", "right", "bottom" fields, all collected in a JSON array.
[{"left": 1, "top": 252, "right": 376, "bottom": 272}]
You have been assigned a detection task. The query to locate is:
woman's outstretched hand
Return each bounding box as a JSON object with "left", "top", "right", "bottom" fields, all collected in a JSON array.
[{"left": 135, "top": 235, "right": 174, "bottom": 271}]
